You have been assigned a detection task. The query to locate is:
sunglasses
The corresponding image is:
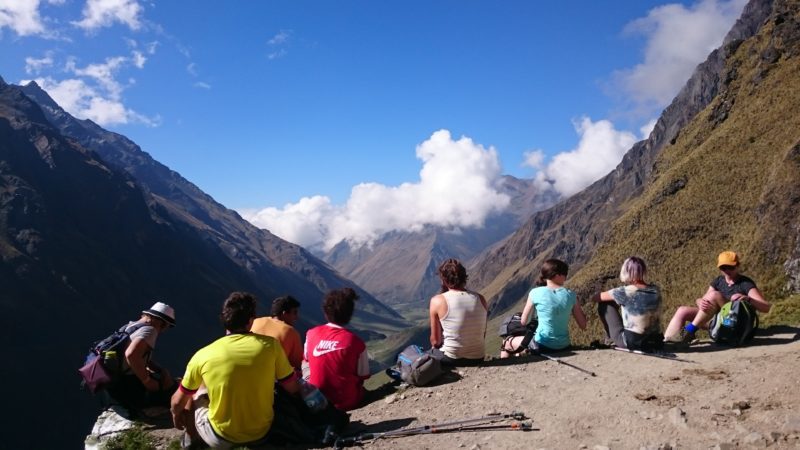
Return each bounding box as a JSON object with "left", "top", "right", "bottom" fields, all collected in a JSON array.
[{"left": 719, "top": 265, "right": 737, "bottom": 271}]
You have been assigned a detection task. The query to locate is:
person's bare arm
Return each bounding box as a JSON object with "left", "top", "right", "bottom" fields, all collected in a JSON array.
[
  {"left": 170, "top": 388, "right": 192, "bottom": 430},
  {"left": 429, "top": 294, "right": 446, "bottom": 348},
  {"left": 591, "top": 290, "right": 614, "bottom": 302},
  {"left": 743, "top": 287, "right": 770, "bottom": 313},
  {"left": 520, "top": 300, "right": 536, "bottom": 326},
  {"left": 572, "top": 302, "right": 588, "bottom": 330},
  {"left": 125, "top": 338, "right": 159, "bottom": 391}
]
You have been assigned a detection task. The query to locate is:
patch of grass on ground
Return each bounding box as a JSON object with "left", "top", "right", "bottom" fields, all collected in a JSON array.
[{"left": 102, "top": 427, "right": 155, "bottom": 450}]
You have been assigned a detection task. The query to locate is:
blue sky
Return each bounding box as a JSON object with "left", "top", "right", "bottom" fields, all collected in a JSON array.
[{"left": 1, "top": 0, "right": 746, "bottom": 250}]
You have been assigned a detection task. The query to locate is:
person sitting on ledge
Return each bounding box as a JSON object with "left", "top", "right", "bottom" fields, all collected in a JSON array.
[
  {"left": 304, "top": 287, "right": 370, "bottom": 411},
  {"left": 105, "top": 301, "right": 177, "bottom": 414},
  {"left": 251, "top": 295, "right": 303, "bottom": 371},
  {"left": 171, "top": 292, "right": 301, "bottom": 449},
  {"left": 429, "top": 258, "right": 488, "bottom": 366},
  {"left": 663, "top": 251, "right": 770, "bottom": 345},
  {"left": 500, "top": 258, "right": 586, "bottom": 357},
  {"left": 591, "top": 256, "right": 663, "bottom": 351}
]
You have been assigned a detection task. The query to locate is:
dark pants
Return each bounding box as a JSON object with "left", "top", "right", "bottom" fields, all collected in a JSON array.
[
  {"left": 104, "top": 372, "right": 176, "bottom": 414},
  {"left": 429, "top": 348, "right": 484, "bottom": 367},
  {"left": 597, "top": 302, "right": 626, "bottom": 348}
]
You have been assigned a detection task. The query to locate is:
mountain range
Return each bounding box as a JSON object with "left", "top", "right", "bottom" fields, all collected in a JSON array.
[
  {"left": 322, "top": 175, "right": 557, "bottom": 318},
  {"left": 0, "top": 77, "right": 405, "bottom": 449}
]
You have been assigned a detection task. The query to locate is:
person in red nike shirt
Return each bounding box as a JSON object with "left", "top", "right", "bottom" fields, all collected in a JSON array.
[{"left": 304, "top": 287, "right": 370, "bottom": 411}]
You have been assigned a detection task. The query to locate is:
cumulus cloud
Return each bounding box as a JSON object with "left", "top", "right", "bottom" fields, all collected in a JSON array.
[
  {"left": 242, "top": 130, "right": 510, "bottom": 250},
  {"left": 531, "top": 117, "right": 637, "bottom": 197},
  {"left": 73, "top": 0, "right": 143, "bottom": 31},
  {"left": 193, "top": 81, "right": 211, "bottom": 89},
  {"left": 0, "top": 0, "right": 46, "bottom": 36},
  {"left": 25, "top": 53, "right": 54, "bottom": 74},
  {"left": 27, "top": 48, "right": 158, "bottom": 126},
  {"left": 614, "top": 0, "right": 747, "bottom": 112}
]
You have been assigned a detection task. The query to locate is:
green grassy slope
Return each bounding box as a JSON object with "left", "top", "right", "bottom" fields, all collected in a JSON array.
[{"left": 486, "top": 4, "right": 800, "bottom": 351}]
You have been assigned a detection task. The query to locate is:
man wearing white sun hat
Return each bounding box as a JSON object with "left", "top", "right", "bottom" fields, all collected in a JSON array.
[{"left": 105, "top": 301, "right": 178, "bottom": 415}]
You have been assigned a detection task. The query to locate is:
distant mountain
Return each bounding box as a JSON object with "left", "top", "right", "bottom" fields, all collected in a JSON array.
[
  {"left": 0, "top": 78, "right": 405, "bottom": 449},
  {"left": 323, "top": 176, "right": 556, "bottom": 314},
  {"left": 472, "top": 0, "right": 800, "bottom": 347}
]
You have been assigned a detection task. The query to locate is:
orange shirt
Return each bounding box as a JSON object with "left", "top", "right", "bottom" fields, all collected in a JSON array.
[{"left": 250, "top": 317, "right": 303, "bottom": 370}]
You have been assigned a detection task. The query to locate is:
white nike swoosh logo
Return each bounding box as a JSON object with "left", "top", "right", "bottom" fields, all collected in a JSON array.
[{"left": 312, "top": 347, "right": 343, "bottom": 357}]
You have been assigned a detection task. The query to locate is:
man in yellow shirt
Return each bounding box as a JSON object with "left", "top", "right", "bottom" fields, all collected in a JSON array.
[
  {"left": 250, "top": 295, "right": 303, "bottom": 371},
  {"left": 170, "top": 292, "right": 301, "bottom": 448}
]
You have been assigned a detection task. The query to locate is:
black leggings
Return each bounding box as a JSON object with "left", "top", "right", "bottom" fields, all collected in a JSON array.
[{"left": 597, "top": 302, "right": 626, "bottom": 348}]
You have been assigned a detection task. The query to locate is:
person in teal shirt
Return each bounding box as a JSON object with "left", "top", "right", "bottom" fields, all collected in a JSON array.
[{"left": 501, "top": 259, "right": 587, "bottom": 356}]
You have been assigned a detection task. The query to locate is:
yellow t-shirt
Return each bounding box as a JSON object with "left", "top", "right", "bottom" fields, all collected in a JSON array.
[
  {"left": 250, "top": 317, "right": 303, "bottom": 370},
  {"left": 181, "top": 333, "right": 293, "bottom": 443}
]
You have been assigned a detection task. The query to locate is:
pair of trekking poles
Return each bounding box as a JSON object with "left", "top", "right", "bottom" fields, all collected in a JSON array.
[{"left": 333, "top": 411, "right": 532, "bottom": 448}]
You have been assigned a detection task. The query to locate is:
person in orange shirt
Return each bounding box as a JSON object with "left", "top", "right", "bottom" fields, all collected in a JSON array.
[{"left": 251, "top": 296, "right": 303, "bottom": 371}]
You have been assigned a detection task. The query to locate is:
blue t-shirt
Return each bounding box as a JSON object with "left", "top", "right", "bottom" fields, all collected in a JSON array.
[{"left": 528, "top": 286, "right": 576, "bottom": 350}]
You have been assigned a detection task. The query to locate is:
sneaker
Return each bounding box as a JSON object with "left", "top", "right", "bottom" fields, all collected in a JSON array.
[{"left": 679, "top": 330, "right": 696, "bottom": 347}]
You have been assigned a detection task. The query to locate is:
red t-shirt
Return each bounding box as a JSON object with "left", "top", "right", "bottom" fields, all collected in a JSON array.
[{"left": 304, "top": 324, "right": 369, "bottom": 411}]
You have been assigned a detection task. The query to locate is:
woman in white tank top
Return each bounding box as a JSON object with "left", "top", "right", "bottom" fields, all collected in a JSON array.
[{"left": 429, "top": 258, "right": 488, "bottom": 366}]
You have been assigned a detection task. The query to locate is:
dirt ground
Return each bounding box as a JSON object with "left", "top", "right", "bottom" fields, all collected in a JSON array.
[{"left": 344, "top": 326, "right": 800, "bottom": 450}]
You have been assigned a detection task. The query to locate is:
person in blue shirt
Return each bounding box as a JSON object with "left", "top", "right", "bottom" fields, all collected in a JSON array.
[{"left": 501, "top": 258, "right": 587, "bottom": 357}]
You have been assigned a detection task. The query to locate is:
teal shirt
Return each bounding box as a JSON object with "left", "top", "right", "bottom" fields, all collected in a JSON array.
[{"left": 529, "top": 286, "right": 576, "bottom": 350}]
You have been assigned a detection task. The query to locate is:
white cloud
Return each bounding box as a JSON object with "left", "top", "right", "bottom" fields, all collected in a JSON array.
[
  {"left": 614, "top": 0, "right": 747, "bottom": 111},
  {"left": 25, "top": 53, "right": 54, "bottom": 74},
  {"left": 640, "top": 118, "right": 657, "bottom": 139},
  {"left": 73, "top": 0, "right": 143, "bottom": 31},
  {"left": 193, "top": 81, "right": 210, "bottom": 89},
  {"left": 522, "top": 149, "right": 545, "bottom": 170},
  {"left": 267, "top": 30, "right": 291, "bottom": 46},
  {"left": 131, "top": 50, "right": 146, "bottom": 68},
  {"left": 30, "top": 49, "right": 158, "bottom": 126},
  {"left": 268, "top": 49, "right": 287, "bottom": 60},
  {"left": 70, "top": 55, "right": 128, "bottom": 96},
  {"left": 242, "top": 130, "right": 510, "bottom": 250},
  {"left": 532, "top": 117, "right": 638, "bottom": 197},
  {"left": 186, "top": 62, "right": 197, "bottom": 76},
  {"left": 0, "top": 0, "right": 46, "bottom": 36}
]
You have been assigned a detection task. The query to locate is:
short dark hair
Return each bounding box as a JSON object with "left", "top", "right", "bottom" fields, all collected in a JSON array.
[
  {"left": 221, "top": 292, "right": 257, "bottom": 331},
  {"left": 271, "top": 295, "right": 300, "bottom": 317},
  {"left": 438, "top": 258, "right": 467, "bottom": 292},
  {"left": 322, "top": 287, "right": 358, "bottom": 325}
]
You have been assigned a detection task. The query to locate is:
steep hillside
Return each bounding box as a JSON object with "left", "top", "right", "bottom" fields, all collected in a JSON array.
[
  {"left": 18, "top": 81, "right": 406, "bottom": 334},
  {"left": 474, "top": 0, "right": 800, "bottom": 345},
  {"left": 324, "top": 176, "right": 555, "bottom": 316},
  {"left": 0, "top": 78, "right": 405, "bottom": 448}
]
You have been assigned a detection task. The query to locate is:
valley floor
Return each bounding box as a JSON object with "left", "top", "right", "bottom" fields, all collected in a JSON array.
[{"left": 348, "top": 326, "right": 800, "bottom": 449}]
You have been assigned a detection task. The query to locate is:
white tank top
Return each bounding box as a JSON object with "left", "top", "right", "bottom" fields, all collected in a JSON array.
[{"left": 440, "top": 290, "right": 487, "bottom": 359}]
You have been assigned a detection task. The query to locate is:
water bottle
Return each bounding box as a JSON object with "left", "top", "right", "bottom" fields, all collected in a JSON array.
[
  {"left": 299, "top": 378, "right": 327, "bottom": 412},
  {"left": 103, "top": 350, "right": 117, "bottom": 366}
]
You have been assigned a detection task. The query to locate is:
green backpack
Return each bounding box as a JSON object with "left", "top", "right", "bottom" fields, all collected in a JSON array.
[{"left": 709, "top": 299, "right": 758, "bottom": 346}]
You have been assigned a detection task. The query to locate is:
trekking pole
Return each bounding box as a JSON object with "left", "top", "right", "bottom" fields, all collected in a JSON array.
[
  {"left": 333, "top": 412, "right": 528, "bottom": 448},
  {"left": 612, "top": 346, "right": 696, "bottom": 364},
  {"left": 537, "top": 353, "right": 596, "bottom": 377}
]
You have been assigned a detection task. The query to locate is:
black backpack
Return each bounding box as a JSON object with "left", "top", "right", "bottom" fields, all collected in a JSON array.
[
  {"left": 498, "top": 312, "right": 537, "bottom": 355},
  {"left": 389, "top": 345, "right": 444, "bottom": 387},
  {"left": 79, "top": 322, "right": 146, "bottom": 390},
  {"left": 498, "top": 312, "right": 536, "bottom": 337},
  {"left": 709, "top": 299, "right": 759, "bottom": 346}
]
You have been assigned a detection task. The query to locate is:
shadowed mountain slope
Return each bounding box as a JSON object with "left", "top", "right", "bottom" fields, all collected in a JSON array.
[
  {"left": 1, "top": 78, "right": 405, "bottom": 448},
  {"left": 473, "top": 0, "right": 800, "bottom": 349}
]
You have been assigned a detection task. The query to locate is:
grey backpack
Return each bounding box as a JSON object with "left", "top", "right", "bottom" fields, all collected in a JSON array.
[{"left": 394, "top": 345, "right": 444, "bottom": 386}]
